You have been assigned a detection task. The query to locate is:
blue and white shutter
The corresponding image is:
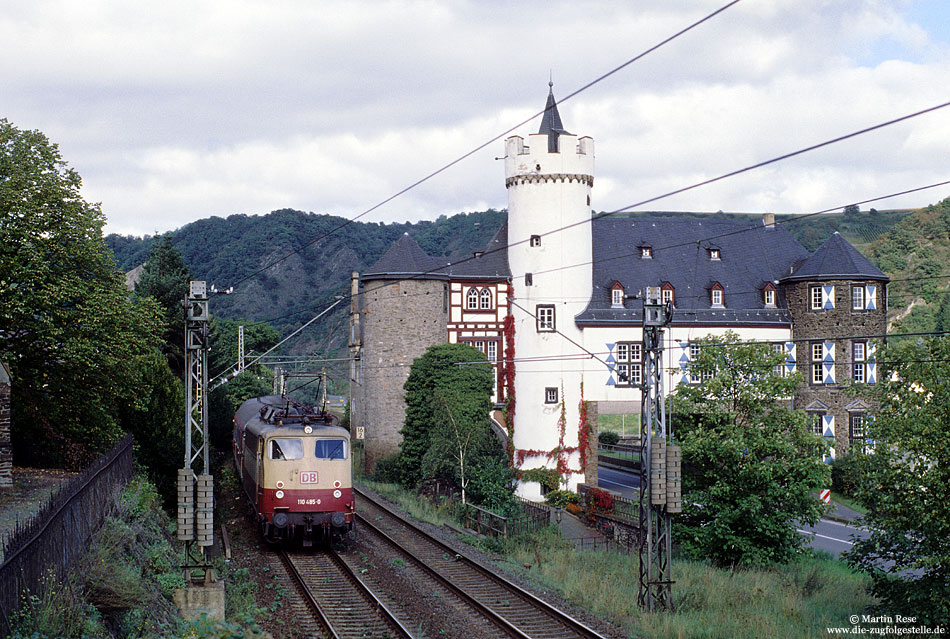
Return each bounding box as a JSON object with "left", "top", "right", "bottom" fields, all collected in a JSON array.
[
  {"left": 823, "top": 341, "right": 836, "bottom": 384},
  {"left": 822, "top": 414, "right": 836, "bottom": 462},
  {"left": 605, "top": 343, "right": 616, "bottom": 385},
  {"left": 678, "top": 342, "right": 690, "bottom": 385},
  {"left": 865, "top": 285, "right": 877, "bottom": 310},
  {"left": 784, "top": 342, "right": 797, "bottom": 376},
  {"left": 866, "top": 342, "right": 877, "bottom": 384},
  {"left": 822, "top": 285, "right": 835, "bottom": 309}
]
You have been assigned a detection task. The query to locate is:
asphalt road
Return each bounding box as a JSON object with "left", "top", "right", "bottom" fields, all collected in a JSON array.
[{"left": 598, "top": 464, "right": 866, "bottom": 557}]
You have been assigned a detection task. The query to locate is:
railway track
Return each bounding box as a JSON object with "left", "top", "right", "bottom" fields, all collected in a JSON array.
[
  {"left": 278, "top": 547, "right": 413, "bottom": 639},
  {"left": 355, "top": 487, "right": 608, "bottom": 639}
]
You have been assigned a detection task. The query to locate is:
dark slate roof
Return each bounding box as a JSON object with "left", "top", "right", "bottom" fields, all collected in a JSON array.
[
  {"left": 780, "top": 231, "right": 889, "bottom": 283},
  {"left": 538, "top": 82, "right": 570, "bottom": 153},
  {"left": 364, "top": 233, "right": 444, "bottom": 278},
  {"left": 576, "top": 216, "right": 811, "bottom": 327},
  {"left": 363, "top": 224, "right": 510, "bottom": 281}
]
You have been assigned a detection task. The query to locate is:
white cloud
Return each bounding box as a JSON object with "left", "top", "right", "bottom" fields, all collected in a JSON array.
[{"left": 2, "top": 0, "right": 949, "bottom": 236}]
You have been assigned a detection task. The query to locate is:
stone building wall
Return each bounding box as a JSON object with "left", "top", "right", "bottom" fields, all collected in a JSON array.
[
  {"left": 785, "top": 279, "right": 887, "bottom": 457},
  {"left": 359, "top": 278, "right": 448, "bottom": 470},
  {"left": 0, "top": 362, "right": 11, "bottom": 487}
]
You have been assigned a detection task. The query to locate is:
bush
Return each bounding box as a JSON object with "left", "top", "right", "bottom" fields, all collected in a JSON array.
[
  {"left": 466, "top": 455, "right": 516, "bottom": 513},
  {"left": 587, "top": 487, "right": 615, "bottom": 516},
  {"left": 371, "top": 454, "right": 402, "bottom": 484},
  {"left": 545, "top": 489, "right": 580, "bottom": 509},
  {"left": 598, "top": 431, "right": 620, "bottom": 445},
  {"left": 831, "top": 454, "right": 862, "bottom": 498}
]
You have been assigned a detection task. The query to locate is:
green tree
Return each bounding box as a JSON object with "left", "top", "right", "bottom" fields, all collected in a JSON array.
[
  {"left": 397, "top": 343, "right": 494, "bottom": 489},
  {"left": 119, "top": 351, "right": 184, "bottom": 506},
  {"left": 208, "top": 316, "right": 280, "bottom": 379},
  {"left": 673, "top": 332, "right": 829, "bottom": 567},
  {"left": 0, "top": 119, "right": 162, "bottom": 468},
  {"left": 133, "top": 234, "right": 190, "bottom": 376},
  {"left": 423, "top": 387, "right": 497, "bottom": 504},
  {"left": 207, "top": 317, "right": 279, "bottom": 448},
  {"left": 844, "top": 337, "right": 950, "bottom": 622}
]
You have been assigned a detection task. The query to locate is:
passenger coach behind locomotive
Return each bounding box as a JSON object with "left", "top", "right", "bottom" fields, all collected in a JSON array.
[{"left": 233, "top": 396, "right": 354, "bottom": 544}]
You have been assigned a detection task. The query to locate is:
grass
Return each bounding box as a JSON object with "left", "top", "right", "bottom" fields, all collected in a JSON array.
[
  {"left": 499, "top": 539, "right": 873, "bottom": 638},
  {"left": 359, "top": 479, "right": 460, "bottom": 528},
  {"left": 6, "top": 473, "right": 271, "bottom": 639},
  {"left": 831, "top": 492, "right": 868, "bottom": 516},
  {"left": 598, "top": 413, "right": 640, "bottom": 437},
  {"left": 367, "top": 479, "right": 874, "bottom": 639}
]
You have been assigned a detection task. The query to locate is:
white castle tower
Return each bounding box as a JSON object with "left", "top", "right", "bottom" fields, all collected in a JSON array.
[{"left": 505, "top": 83, "right": 594, "bottom": 498}]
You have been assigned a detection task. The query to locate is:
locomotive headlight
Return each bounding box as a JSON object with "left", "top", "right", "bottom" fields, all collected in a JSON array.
[
  {"left": 304, "top": 425, "right": 312, "bottom": 434},
  {"left": 275, "top": 490, "right": 285, "bottom": 499},
  {"left": 333, "top": 489, "right": 342, "bottom": 499}
]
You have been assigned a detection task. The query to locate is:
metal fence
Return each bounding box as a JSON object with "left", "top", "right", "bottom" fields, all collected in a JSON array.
[
  {"left": 0, "top": 434, "right": 133, "bottom": 636},
  {"left": 577, "top": 482, "right": 639, "bottom": 525},
  {"left": 564, "top": 535, "right": 633, "bottom": 554},
  {"left": 463, "top": 496, "right": 551, "bottom": 539}
]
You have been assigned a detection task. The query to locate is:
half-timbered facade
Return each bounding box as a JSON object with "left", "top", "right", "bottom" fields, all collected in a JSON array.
[{"left": 353, "top": 85, "right": 888, "bottom": 494}]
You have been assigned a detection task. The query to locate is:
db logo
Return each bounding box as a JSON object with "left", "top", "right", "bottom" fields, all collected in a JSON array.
[{"left": 300, "top": 471, "right": 319, "bottom": 484}]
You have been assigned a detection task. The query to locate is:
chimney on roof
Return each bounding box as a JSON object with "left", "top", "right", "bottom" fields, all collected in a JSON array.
[{"left": 763, "top": 212, "right": 775, "bottom": 229}]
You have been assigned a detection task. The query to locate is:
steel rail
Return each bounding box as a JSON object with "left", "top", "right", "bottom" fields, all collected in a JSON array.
[
  {"left": 355, "top": 487, "right": 608, "bottom": 639},
  {"left": 278, "top": 548, "right": 413, "bottom": 639},
  {"left": 356, "top": 512, "right": 532, "bottom": 639}
]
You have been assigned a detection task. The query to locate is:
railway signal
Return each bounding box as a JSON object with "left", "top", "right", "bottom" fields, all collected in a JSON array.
[
  {"left": 638, "top": 286, "right": 679, "bottom": 612},
  {"left": 178, "top": 281, "right": 216, "bottom": 582}
]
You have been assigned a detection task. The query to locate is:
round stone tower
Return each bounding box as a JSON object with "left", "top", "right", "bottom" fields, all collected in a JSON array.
[{"left": 505, "top": 84, "right": 594, "bottom": 498}]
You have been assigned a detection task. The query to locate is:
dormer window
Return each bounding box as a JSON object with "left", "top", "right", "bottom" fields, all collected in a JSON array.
[
  {"left": 640, "top": 246, "right": 653, "bottom": 259},
  {"left": 709, "top": 248, "right": 721, "bottom": 261},
  {"left": 711, "top": 282, "right": 724, "bottom": 307},
  {"left": 530, "top": 234, "right": 541, "bottom": 247},
  {"left": 764, "top": 283, "right": 777, "bottom": 308},
  {"left": 661, "top": 282, "right": 674, "bottom": 306},
  {"left": 611, "top": 283, "right": 624, "bottom": 307}
]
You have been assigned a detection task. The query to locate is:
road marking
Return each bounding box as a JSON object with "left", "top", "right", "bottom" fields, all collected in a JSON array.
[
  {"left": 600, "top": 478, "right": 638, "bottom": 489},
  {"left": 796, "top": 529, "right": 854, "bottom": 546}
]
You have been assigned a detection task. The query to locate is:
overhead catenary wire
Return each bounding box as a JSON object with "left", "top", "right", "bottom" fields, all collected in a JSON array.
[
  {"left": 210, "top": 297, "right": 344, "bottom": 387},
  {"left": 225, "top": 1, "right": 743, "bottom": 291},
  {"left": 235, "top": 176, "right": 950, "bottom": 382}
]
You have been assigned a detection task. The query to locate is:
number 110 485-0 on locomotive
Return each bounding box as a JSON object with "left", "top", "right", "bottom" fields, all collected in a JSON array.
[{"left": 232, "top": 395, "right": 354, "bottom": 545}]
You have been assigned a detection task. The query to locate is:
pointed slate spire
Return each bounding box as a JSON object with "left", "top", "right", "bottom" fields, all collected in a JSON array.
[{"left": 538, "top": 81, "right": 570, "bottom": 153}]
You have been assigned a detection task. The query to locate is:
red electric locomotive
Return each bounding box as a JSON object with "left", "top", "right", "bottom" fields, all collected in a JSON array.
[{"left": 232, "top": 395, "right": 354, "bottom": 545}]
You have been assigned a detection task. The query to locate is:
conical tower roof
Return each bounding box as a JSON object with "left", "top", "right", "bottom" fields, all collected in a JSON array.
[
  {"left": 538, "top": 81, "right": 570, "bottom": 152},
  {"left": 781, "top": 231, "right": 888, "bottom": 282},
  {"left": 364, "top": 233, "right": 443, "bottom": 278}
]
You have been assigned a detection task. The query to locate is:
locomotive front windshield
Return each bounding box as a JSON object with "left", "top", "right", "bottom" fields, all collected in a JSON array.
[
  {"left": 315, "top": 438, "right": 347, "bottom": 460},
  {"left": 269, "top": 438, "right": 303, "bottom": 460}
]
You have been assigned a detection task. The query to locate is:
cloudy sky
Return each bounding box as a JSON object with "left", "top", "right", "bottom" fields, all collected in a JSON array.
[{"left": 4, "top": 0, "right": 950, "bottom": 237}]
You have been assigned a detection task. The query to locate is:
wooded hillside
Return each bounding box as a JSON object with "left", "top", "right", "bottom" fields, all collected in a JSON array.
[{"left": 106, "top": 201, "right": 936, "bottom": 394}]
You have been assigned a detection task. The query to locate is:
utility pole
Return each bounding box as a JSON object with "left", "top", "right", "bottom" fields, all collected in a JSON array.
[
  {"left": 638, "top": 286, "right": 681, "bottom": 611},
  {"left": 178, "top": 281, "right": 214, "bottom": 581},
  {"left": 348, "top": 272, "right": 361, "bottom": 431},
  {"left": 238, "top": 325, "right": 245, "bottom": 373}
]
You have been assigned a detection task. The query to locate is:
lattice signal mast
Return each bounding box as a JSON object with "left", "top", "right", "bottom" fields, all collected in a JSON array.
[
  {"left": 638, "top": 286, "right": 681, "bottom": 611},
  {"left": 178, "top": 281, "right": 214, "bottom": 572}
]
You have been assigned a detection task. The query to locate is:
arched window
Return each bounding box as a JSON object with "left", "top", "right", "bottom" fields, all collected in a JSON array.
[
  {"left": 480, "top": 288, "right": 492, "bottom": 309},
  {"left": 467, "top": 288, "right": 479, "bottom": 309}
]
